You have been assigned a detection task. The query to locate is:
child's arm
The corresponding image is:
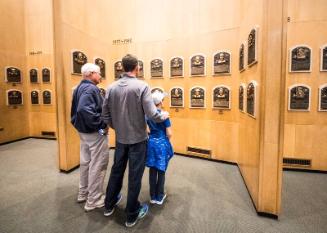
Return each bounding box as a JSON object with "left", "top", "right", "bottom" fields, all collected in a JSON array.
[
  {"left": 146, "top": 125, "right": 150, "bottom": 134},
  {"left": 166, "top": 126, "right": 172, "bottom": 139}
]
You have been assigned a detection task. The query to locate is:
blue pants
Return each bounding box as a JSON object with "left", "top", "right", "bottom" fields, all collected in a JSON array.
[
  {"left": 105, "top": 140, "right": 147, "bottom": 222},
  {"left": 149, "top": 167, "right": 165, "bottom": 199}
]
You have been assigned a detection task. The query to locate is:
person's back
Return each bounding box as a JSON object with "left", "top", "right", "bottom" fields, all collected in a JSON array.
[
  {"left": 102, "top": 54, "right": 169, "bottom": 228},
  {"left": 105, "top": 76, "right": 154, "bottom": 144}
]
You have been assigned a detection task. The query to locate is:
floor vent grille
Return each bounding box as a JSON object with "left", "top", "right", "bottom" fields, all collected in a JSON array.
[
  {"left": 41, "top": 131, "right": 56, "bottom": 137},
  {"left": 187, "top": 146, "right": 211, "bottom": 158},
  {"left": 283, "top": 157, "right": 311, "bottom": 167}
]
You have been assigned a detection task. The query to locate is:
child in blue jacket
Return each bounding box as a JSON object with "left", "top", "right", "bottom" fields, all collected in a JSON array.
[{"left": 146, "top": 91, "right": 174, "bottom": 205}]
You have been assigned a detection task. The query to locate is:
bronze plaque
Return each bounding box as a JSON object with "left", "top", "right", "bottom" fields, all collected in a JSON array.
[
  {"left": 191, "top": 55, "right": 205, "bottom": 76},
  {"left": 322, "top": 47, "right": 327, "bottom": 71},
  {"left": 320, "top": 87, "right": 327, "bottom": 110},
  {"left": 43, "top": 90, "right": 51, "bottom": 105},
  {"left": 31, "top": 91, "right": 39, "bottom": 104},
  {"left": 151, "top": 87, "right": 164, "bottom": 94},
  {"left": 99, "top": 88, "right": 106, "bottom": 99},
  {"left": 8, "top": 90, "right": 22, "bottom": 105},
  {"left": 151, "top": 59, "right": 163, "bottom": 78},
  {"left": 248, "top": 29, "right": 257, "bottom": 66},
  {"left": 42, "top": 68, "right": 50, "bottom": 82},
  {"left": 214, "top": 52, "right": 230, "bottom": 74},
  {"left": 290, "top": 86, "right": 310, "bottom": 110},
  {"left": 246, "top": 83, "right": 255, "bottom": 116},
  {"left": 138, "top": 60, "right": 144, "bottom": 78},
  {"left": 213, "top": 87, "right": 230, "bottom": 109},
  {"left": 239, "top": 85, "right": 244, "bottom": 111},
  {"left": 170, "top": 57, "right": 183, "bottom": 77},
  {"left": 6, "top": 67, "right": 21, "bottom": 83},
  {"left": 291, "top": 46, "right": 311, "bottom": 72},
  {"left": 114, "top": 61, "right": 124, "bottom": 79},
  {"left": 190, "top": 87, "right": 205, "bottom": 108},
  {"left": 170, "top": 87, "right": 183, "bottom": 107},
  {"left": 72, "top": 51, "right": 87, "bottom": 74},
  {"left": 95, "top": 58, "right": 106, "bottom": 78},
  {"left": 239, "top": 44, "right": 245, "bottom": 71},
  {"left": 30, "top": 69, "right": 38, "bottom": 83}
]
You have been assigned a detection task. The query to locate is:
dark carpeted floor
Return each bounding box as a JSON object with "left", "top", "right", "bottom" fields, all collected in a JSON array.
[{"left": 0, "top": 139, "right": 326, "bottom": 233}]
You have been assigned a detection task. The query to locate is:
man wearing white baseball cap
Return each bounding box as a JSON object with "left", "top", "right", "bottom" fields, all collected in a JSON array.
[{"left": 71, "top": 63, "right": 110, "bottom": 212}]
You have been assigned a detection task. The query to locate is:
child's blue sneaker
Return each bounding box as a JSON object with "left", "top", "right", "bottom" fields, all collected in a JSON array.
[
  {"left": 156, "top": 194, "right": 167, "bottom": 205},
  {"left": 125, "top": 203, "right": 149, "bottom": 228},
  {"left": 150, "top": 196, "right": 157, "bottom": 204}
]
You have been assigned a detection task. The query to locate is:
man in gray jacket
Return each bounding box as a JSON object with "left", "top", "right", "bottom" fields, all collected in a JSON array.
[{"left": 102, "top": 54, "right": 168, "bottom": 227}]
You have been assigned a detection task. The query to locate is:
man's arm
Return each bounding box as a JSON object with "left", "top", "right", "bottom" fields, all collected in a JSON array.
[
  {"left": 102, "top": 88, "right": 113, "bottom": 129},
  {"left": 76, "top": 92, "right": 106, "bottom": 131},
  {"left": 141, "top": 85, "right": 168, "bottom": 123}
]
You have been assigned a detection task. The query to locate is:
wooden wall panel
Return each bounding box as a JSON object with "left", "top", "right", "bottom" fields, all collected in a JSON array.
[
  {"left": 0, "top": 0, "right": 29, "bottom": 143},
  {"left": 284, "top": 0, "right": 327, "bottom": 171}
]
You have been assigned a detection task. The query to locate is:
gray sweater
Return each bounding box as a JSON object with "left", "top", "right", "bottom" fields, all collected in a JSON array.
[{"left": 102, "top": 74, "right": 167, "bottom": 144}]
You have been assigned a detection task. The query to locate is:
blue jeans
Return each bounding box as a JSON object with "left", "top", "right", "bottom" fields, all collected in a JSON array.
[
  {"left": 149, "top": 167, "right": 165, "bottom": 199},
  {"left": 104, "top": 140, "right": 147, "bottom": 222}
]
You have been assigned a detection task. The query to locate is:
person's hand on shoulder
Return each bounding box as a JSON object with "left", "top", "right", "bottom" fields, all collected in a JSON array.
[{"left": 161, "top": 111, "right": 169, "bottom": 120}]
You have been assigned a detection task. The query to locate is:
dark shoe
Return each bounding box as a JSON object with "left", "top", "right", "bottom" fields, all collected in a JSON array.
[
  {"left": 156, "top": 194, "right": 167, "bottom": 205},
  {"left": 103, "top": 193, "right": 123, "bottom": 217},
  {"left": 125, "top": 203, "right": 149, "bottom": 228}
]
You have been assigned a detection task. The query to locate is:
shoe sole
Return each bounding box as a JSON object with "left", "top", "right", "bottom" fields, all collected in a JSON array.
[
  {"left": 104, "top": 194, "right": 123, "bottom": 217},
  {"left": 84, "top": 203, "right": 105, "bottom": 212},
  {"left": 149, "top": 200, "right": 157, "bottom": 204}
]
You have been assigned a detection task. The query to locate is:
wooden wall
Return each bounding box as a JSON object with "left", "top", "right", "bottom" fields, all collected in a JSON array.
[
  {"left": 0, "top": 0, "right": 29, "bottom": 143},
  {"left": 0, "top": 0, "right": 57, "bottom": 144},
  {"left": 283, "top": 0, "right": 327, "bottom": 171}
]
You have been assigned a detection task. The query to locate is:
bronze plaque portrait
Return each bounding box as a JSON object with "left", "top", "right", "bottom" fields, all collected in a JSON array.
[
  {"left": 30, "top": 69, "right": 38, "bottom": 83},
  {"left": 114, "top": 61, "right": 124, "bottom": 79},
  {"left": 320, "top": 86, "right": 327, "bottom": 111},
  {"left": 42, "top": 68, "right": 50, "bottom": 83},
  {"left": 291, "top": 46, "right": 311, "bottom": 72},
  {"left": 289, "top": 86, "right": 310, "bottom": 110},
  {"left": 239, "top": 44, "right": 245, "bottom": 72},
  {"left": 190, "top": 87, "right": 205, "bottom": 108},
  {"left": 322, "top": 47, "right": 327, "bottom": 71},
  {"left": 8, "top": 90, "right": 23, "bottom": 105},
  {"left": 43, "top": 90, "right": 51, "bottom": 105},
  {"left": 247, "top": 83, "right": 255, "bottom": 116},
  {"left": 170, "top": 57, "right": 183, "bottom": 77},
  {"left": 138, "top": 60, "right": 144, "bottom": 78},
  {"left": 6, "top": 67, "right": 21, "bottom": 83},
  {"left": 31, "top": 91, "right": 39, "bottom": 105},
  {"left": 191, "top": 55, "right": 205, "bottom": 76},
  {"left": 213, "top": 87, "right": 230, "bottom": 109},
  {"left": 239, "top": 85, "right": 244, "bottom": 111},
  {"left": 95, "top": 58, "right": 106, "bottom": 78},
  {"left": 99, "top": 88, "right": 106, "bottom": 99},
  {"left": 72, "top": 51, "right": 87, "bottom": 75},
  {"left": 170, "top": 87, "right": 183, "bottom": 107},
  {"left": 151, "top": 87, "right": 164, "bottom": 94},
  {"left": 214, "top": 52, "right": 231, "bottom": 75},
  {"left": 151, "top": 59, "right": 163, "bottom": 78},
  {"left": 248, "top": 29, "right": 257, "bottom": 66}
]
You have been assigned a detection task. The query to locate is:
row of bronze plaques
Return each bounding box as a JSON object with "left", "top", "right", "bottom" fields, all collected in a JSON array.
[
  {"left": 4, "top": 67, "right": 51, "bottom": 83},
  {"left": 6, "top": 90, "right": 52, "bottom": 106},
  {"left": 72, "top": 51, "right": 232, "bottom": 79},
  {"left": 288, "top": 45, "right": 327, "bottom": 72}
]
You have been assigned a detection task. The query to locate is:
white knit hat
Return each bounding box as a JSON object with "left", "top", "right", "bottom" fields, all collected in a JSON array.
[{"left": 152, "top": 90, "right": 168, "bottom": 105}]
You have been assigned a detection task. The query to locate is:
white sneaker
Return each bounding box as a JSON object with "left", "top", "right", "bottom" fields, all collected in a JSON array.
[
  {"left": 77, "top": 194, "right": 87, "bottom": 203},
  {"left": 84, "top": 196, "right": 105, "bottom": 212},
  {"left": 156, "top": 194, "right": 167, "bottom": 205}
]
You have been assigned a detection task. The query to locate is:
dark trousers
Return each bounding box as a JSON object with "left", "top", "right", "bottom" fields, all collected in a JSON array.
[
  {"left": 149, "top": 167, "right": 165, "bottom": 199},
  {"left": 105, "top": 140, "right": 147, "bottom": 222}
]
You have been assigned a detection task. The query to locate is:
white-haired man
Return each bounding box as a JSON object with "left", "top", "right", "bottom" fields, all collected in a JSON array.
[{"left": 71, "top": 63, "right": 110, "bottom": 211}]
